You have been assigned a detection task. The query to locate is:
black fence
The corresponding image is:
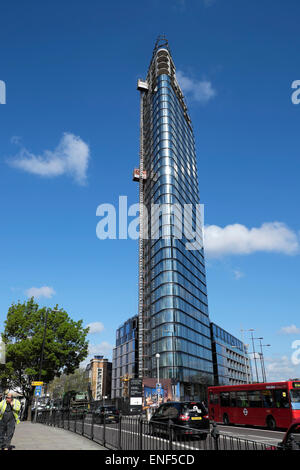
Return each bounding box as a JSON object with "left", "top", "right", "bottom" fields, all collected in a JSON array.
[{"left": 35, "top": 409, "right": 279, "bottom": 451}]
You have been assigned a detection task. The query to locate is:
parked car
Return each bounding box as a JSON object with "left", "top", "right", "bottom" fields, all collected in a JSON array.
[
  {"left": 94, "top": 405, "right": 120, "bottom": 424},
  {"left": 149, "top": 401, "right": 210, "bottom": 439},
  {"left": 30, "top": 404, "right": 46, "bottom": 421},
  {"left": 267, "top": 420, "right": 300, "bottom": 450}
]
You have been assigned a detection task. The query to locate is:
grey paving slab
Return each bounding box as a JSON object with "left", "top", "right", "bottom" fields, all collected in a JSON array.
[{"left": 10, "top": 422, "right": 106, "bottom": 450}]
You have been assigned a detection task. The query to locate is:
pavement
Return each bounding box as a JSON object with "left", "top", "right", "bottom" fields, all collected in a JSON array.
[{"left": 10, "top": 422, "right": 106, "bottom": 450}]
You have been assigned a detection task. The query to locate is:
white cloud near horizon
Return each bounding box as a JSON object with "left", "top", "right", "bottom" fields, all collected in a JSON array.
[
  {"left": 9, "top": 133, "right": 90, "bottom": 185},
  {"left": 26, "top": 286, "right": 56, "bottom": 299},
  {"left": 176, "top": 70, "right": 216, "bottom": 104},
  {"left": 280, "top": 325, "right": 300, "bottom": 335},
  {"left": 204, "top": 222, "right": 299, "bottom": 258},
  {"left": 265, "top": 355, "right": 300, "bottom": 382},
  {"left": 88, "top": 342, "right": 113, "bottom": 360},
  {"left": 86, "top": 322, "right": 105, "bottom": 334}
]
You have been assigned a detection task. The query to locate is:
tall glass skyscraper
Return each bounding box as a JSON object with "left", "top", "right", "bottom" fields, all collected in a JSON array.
[{"left": 135, "top": 37, "right": 213, "bottom": 400}]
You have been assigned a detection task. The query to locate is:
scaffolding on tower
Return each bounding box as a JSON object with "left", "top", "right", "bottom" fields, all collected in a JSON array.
[{"left": 133, "top": 79, "right": 149, "bottom": 380}]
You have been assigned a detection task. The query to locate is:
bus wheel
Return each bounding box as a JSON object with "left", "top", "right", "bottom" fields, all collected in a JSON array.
[
  {"left": 267, "top": 416, "right": 276, "bottom": 430},
  {"left": 223, "top": 414, "right": 230, "bottom": 425}
]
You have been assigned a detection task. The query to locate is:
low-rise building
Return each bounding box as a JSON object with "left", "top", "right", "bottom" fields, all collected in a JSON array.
[
  {"left": 210, "top": 323, "right": 252, "bottom": 386},
  {"left": 86, "top": 355, "right": 112, "bottom": 400},
  {"left": 112, "top": 316, "right": 138, "bottom": 399}
]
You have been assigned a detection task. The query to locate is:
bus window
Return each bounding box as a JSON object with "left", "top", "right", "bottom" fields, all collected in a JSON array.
[
  {"left": 274, "top": 389, "right": 290, "bottom": 409},
  {"left": 236, "top": 391, "right": 249, "bottom": 408},
  {"left": 220, "top": 392, "right": 230, "bottom": 407},
  {"left": 290, "top": 389, "right": 300, "bottom": 410},
  {"left": 210, "top": 393, "right": 219, "bottom": 405},
  {"left": 230, "top": 392, "right": 236, "bottom": 407},
  {"left": 248, "top": 390, "right": 262, "bottom": 408},
  {"left": 262, "top": 390, "right": 274, "bottom": 408}
]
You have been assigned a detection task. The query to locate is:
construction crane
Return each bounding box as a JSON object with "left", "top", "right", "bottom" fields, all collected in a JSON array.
[{"left": 120, "top": 373, "right": 130, "bottom": 398}]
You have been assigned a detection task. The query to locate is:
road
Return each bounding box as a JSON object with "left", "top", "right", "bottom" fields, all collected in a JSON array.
[
  {"left": 216, "top": 424, "right": 285, "bottom": 447},
  {"left": 78, "top": 415, "right": 283, "bottom": 450}
]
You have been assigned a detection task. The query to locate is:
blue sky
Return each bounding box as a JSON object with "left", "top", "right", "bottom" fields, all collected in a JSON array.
[{"left": 0, "top": 0, "right": 300, "bottom": 381}]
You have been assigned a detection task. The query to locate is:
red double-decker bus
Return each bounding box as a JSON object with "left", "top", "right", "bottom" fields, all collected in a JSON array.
[{"left": 208, "top": 380, "right": 300, "bottom": 430}]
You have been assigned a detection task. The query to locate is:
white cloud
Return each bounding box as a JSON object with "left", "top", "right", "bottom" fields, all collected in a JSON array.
[
  {"left": 26, "top": 286, "right": 56, "bottom": 299},
  {"left": 233, "top": 269, "right": 244, "bottom": 280},
  {"left": 204, "top": 222, "right": 299, "bottom": 258},
  {"left": 176, "top": 70, "right": 216, "bottom": 104},
  {"left": 86, "top": 322, "right": 105, "bottom": 334},
  {"left": 9, "top": 133, "right": 90, "bottom": 185},
  {"left": 280, "top": 325, "right": 300, "bottom": 335},
  {"left": 265, "top": 355, "right": 300, "bottom": 382},
  {"left": 248, "top": 352, "right": 260, "bottom": 360},
  {"left": 88, "top": 342, "right": 113, "bottom": 359}
]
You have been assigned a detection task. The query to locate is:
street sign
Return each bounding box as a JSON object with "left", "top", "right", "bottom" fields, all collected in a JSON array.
[
  {"left": 32, "top": 381, "right": 44, "bottom": 386},
  {"left": 34, "top": 386, "right": 42, "bottom": 397},
  {"left": 130, "top": 397, "right": 143, "bottom": 406},
  {"left": 129, "top": 378, "right": 143, "bottom": 397},
  {"left": 129, "top": 379, "right": 143, "bottom": 414}
]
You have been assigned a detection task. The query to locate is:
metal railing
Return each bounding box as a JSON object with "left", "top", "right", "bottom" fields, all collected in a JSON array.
[{"left": 35, "top": 410, "right": 279, "bottom": 451}]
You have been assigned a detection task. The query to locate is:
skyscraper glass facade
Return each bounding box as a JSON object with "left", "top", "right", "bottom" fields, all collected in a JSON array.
[{"left": 139, "top": 40, "right": 214, "bottom": 399}]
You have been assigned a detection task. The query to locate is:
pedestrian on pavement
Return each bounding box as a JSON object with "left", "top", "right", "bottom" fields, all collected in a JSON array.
[{"left": 0, "top": 392, "right": 21, "bottom": 450}]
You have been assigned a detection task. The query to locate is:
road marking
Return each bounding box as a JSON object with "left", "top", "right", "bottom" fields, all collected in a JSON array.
[
  {"left": 217, "top": 425, "right": 285, "bottom": 435},
  {"left": 220, "top": 431, "right": 280, "bottom": 444}
]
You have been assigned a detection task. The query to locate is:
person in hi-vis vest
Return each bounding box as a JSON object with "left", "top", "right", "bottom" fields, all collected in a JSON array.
[{"left": 0, "top": 392, "right": 21, "bottom": 450}]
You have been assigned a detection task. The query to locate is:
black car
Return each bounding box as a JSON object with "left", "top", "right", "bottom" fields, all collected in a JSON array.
[
  {"left": 149, "top": 401, "right": 210, "bottom": 439},
  {"left": 94, "top": 405, "right": 120, "bottom": 424}
]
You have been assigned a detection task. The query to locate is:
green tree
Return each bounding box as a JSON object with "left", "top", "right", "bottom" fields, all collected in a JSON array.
[
  {"left": 0, "top": 298, "right": 89, "bottom": 417},
  {"left": 48, "top": 368, "right": 89, "bottom": 399}
]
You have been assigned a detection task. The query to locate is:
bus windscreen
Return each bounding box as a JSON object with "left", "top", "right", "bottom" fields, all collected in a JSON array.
[{"left": 290, "top": 389, "right": 300, "bottom": 410}]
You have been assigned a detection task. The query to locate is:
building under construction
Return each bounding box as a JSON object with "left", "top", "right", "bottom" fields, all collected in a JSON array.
[{"left": 133, "top": 37, "right": 214, "bottom": 400}]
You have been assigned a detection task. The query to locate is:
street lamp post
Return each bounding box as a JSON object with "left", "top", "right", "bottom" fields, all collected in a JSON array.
[
  {"left": 262, "top": 344, "right": 271, "bottom": 382},
  {"left": 250, "top": 329, "right": 259, "bottom": 383},
  {"left": 34, "top": 308, "right": 59, "bottom": 423},
  {"left": 155, "top": 353, "right": 160, "bottom": 405},
  {"left": 255, "top": 338, "right": 270, "bottom": 383},
  {"left": 38, "top": 308, "right": 49, "bottom": 383},
  {"left": 171, "top": 331, "right": 176, "bottom": 400},
  {"left": 103, "top": 395, "right": 108, "bottom": 407}
]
